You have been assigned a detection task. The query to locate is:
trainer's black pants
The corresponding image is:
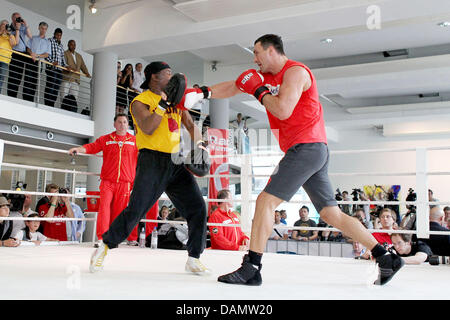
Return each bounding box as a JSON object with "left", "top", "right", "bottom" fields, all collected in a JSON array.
[{"left": 103, "top": 149, "right": 207, "bottom": 258}]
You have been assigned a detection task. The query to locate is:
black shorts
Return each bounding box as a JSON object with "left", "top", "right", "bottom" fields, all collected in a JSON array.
[{"left": 264, "top": 143, "right": 337, "bottom": 213}]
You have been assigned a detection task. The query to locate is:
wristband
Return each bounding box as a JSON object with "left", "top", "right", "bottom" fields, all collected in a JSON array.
[{"left": 50, "top": 203, "right": 57, "bottom": 208}]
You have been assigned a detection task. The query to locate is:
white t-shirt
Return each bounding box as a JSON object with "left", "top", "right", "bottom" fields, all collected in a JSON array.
[
  {"left": 15, "top": 230, "right": 47, "bottom": 242},
  {"left": 270, "top": 223, "right": 289, "bottom": 239}
]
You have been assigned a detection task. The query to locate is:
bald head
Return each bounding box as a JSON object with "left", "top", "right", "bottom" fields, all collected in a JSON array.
[{"left": 430, "top": 207, "right": 444, "bottom": 223}]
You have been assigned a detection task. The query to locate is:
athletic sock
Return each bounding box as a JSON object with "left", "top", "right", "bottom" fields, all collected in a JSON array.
[
  {"left": 371, "top": 243, "right": 388, "bottom": 258},
  {"left": 248, "top": 250, "right": 262, "bottom": 266}
]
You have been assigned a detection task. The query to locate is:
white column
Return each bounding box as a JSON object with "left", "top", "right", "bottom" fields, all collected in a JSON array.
[
  {"left": 415, "top": 147, "right": 429, "bottom": 239},
  {"left": 87, "top": 51, "right": 118, "bottom": 191},
  {"left": 84, "top": 51, "right": 118, "bottom": 243},
  {"left": 209, "top": 98, "right": 229, "bottom": 129}
]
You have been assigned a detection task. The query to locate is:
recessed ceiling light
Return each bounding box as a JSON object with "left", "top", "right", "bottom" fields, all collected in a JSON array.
[
  {"left": 437, "top": 21, "right": 450, "bottom": 27},
  {"left": 320, "top": 38, "right": 333, "bottom": 44}
]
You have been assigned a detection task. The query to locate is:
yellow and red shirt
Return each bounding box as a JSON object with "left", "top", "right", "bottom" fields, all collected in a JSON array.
[{"left": 130, "top": 90, "right": 183, "bottom": 154}]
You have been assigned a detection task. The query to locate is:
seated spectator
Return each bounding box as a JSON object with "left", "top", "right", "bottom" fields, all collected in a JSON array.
[
  {"left": 292, "top": 206, "right": 318, "bottom": 241},
  {"left": 37, "top": 185, "right": 74, "bottom": 241},
  {"left": 372, "top": 208, "right": 396, "bottom": 248},
  {"left": 352, "top": 241, "right": 368, "bottom": 259},
  {"left": 354, "top": 208, "right": 369, "bottom": 228},
  {"left": 279, "top": 209, "right": 287, "bottom": 225},
  {"left": 341, "top": 191, "right": 351, "bottom": 216},
  {"left": 269, "top": 210, "right": 289, "bottom": 240},
  {"left": 0, "top": 196, "right": 19, "bottom": 247},
  {"left": 322, "top": 228, "right": 346, "bottom": 242},
  {"left": 208, "top": 189, "right": 249, "bottom": 251},
  {"left": 444, "top": 206, "right": 450, "bottom": 229},
  {"left": 157, "top": 205, "right": 170, "bottom": 231},
  {"left": 428, "top": 189, "right": 438, "bottom": 209},
  {"left": 0, "top": 19, "right": 18, "bottom": 91},
  {"left": 148, "top": 217, "right": 188, "bottom": 250},
  {"left": 15, "top": 213, "right": 58, "bottom": 244},
  {"left": 63, "top": 188, "right": 85, "bottom": 242},
  {"left": 391, "top": 233, "right": 432, "bottom": 264},
  {"left": 420, "top": 207, "right": 450, "bottom": 256},
  {"left": 361, "top": 208, "right": 396, "bottom": 259}
]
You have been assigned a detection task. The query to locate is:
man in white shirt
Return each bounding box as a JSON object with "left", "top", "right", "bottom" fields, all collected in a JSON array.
[
  {"left": 269, "top": 210, "right": 289, "bottom": 240},
  {"left": 132, "top": 62, "right": 144, "bottom": 93}
]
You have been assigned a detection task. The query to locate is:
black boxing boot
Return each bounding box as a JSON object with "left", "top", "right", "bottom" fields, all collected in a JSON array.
[
  {"left": 218, "top": 254, "right": 262, "bottom": 286},
  {"left": 374, "top": 248, "right": 404, "bottom": 285}
]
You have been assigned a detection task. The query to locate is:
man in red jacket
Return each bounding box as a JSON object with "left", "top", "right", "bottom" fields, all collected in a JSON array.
[
  {"left": 209, "top": 189, "right": 249, "bottom": 251},
  {"left": 69, "top": 114, "right": 157, "bottom": 244}
]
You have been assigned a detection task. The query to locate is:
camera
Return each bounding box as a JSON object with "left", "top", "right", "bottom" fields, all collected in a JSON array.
[
  {"left": 16, "top": 17, "right": 24, "bottom": 23},
  {"left": 429, "top": 255, "right": 449, "bottom": 266},
  {"left": 351, "top": 188, "right": 362, "bottom": 201},
  {"left": 8, "top": 181, "right": 27, "bottom": 212},
  {"left": 405, "top": 188, "right": 417, "bottom": 211},
  {"left": 335, "top": 188, "right": 343, "bottom": 201},
  {"left": 5, "top": 23, "right": 12, "bottom": 32},
  {"left": 59, "top": 188, "right": 68, "bottom": 194}
]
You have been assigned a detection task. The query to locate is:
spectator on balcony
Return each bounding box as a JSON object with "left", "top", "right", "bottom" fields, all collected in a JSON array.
[
  {"left": 132, "top": 62, "right": 144, "bottom": 93},
  {"left": 209, "top": 189, "right": 249, "bottom": 251},
  {"left": 230, "top": 113, "right": 248, "bottom": 154},
  {"left": 391, "top": 233, "right": 432, "bottom": 265},
  {"left": 61, "top": 39, "right": 90, "bottom": 106},
  {"left": 119, "top": 63, "right": 136, "bottom": 104},
  {"left": 6, "top": 12, "right": 32, "bottom": 98},
  {"left": 0, "top": 196, "right": 20, "bottom": 247},
  {"left": 37, "top": 186, "right": 74, "bottom": 241},
  {"left": 0, "top": 19, "right": 18, "bottom": 92},
  {"left": 23, "top": 22, "right": 50, "bottom": 102},
  {"left": 292, "top": 206, "right": 318, "bottom": 241},
  {"left": 269, "top": 210, "right": 289, "bottom": 240},
  {"left": 44, "top": 28, "right": 67, "bottom": 107}
]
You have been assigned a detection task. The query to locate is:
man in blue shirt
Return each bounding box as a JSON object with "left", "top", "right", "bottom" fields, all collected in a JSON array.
[
  {"left": 23, "top": 22, "right": 50, "bottom": 102},
  {"left": 7, "top": 12, "right": 32, "bottom": 98}
]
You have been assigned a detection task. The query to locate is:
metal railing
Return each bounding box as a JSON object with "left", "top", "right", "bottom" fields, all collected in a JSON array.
[{"left": 0, "top": 48, "right": 92, "bottom": 115}]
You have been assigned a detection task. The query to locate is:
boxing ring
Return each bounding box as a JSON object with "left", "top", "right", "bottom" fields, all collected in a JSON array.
[{"left": 1, "top": 139, "right": 449, "bottom": 300}]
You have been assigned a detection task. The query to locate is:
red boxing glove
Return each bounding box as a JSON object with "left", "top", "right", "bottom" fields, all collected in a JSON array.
[
  {"left": 176, "top": 86, "right": 211, "bottom": 110},
  {"left": 235, "top": 69, "right": 270, "bottom": 103}
]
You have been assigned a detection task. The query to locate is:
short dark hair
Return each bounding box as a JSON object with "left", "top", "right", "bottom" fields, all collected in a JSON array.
[
  {"left": 217, "top": 189, "right": 231, "bottom": 200},
  {"left": 254, "top": 34, "right": 285, "bottom": 55},
  {"left": 114, "top": 113, "right": 128, "bottom": 121},
  {"left": 300, "top": 206, "right": 309, "bottom": 212},
  {"left": 392, "top": 233, "right": 412, "bottom": 243},
  {"left": 444, "top": 206, "right": 450, "bottom": 212},
  {"left": 54, "top": 28, "right": 63, "bottom": 35}
]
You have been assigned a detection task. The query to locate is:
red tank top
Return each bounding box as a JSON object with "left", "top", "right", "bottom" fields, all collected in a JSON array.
[{"left": 261, "top": 60, "right": 327, "bottom": 152}]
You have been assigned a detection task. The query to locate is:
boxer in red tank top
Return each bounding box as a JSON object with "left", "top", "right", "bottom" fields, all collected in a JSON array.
[{"left": 207, "top": 34, "right": 404, "bottom": 286}]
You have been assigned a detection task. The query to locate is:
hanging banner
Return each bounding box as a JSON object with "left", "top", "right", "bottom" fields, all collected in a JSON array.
[{"left": 207, "top": 128, "right": 230, "bottom": 215}]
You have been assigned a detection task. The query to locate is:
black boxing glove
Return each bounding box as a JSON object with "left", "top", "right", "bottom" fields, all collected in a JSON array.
[
  {"left": 184, "top": 140, "right": 211, "bottom": 177},
  {"left": 158, "top": 73, "right": 187, "bottom": 110}
]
